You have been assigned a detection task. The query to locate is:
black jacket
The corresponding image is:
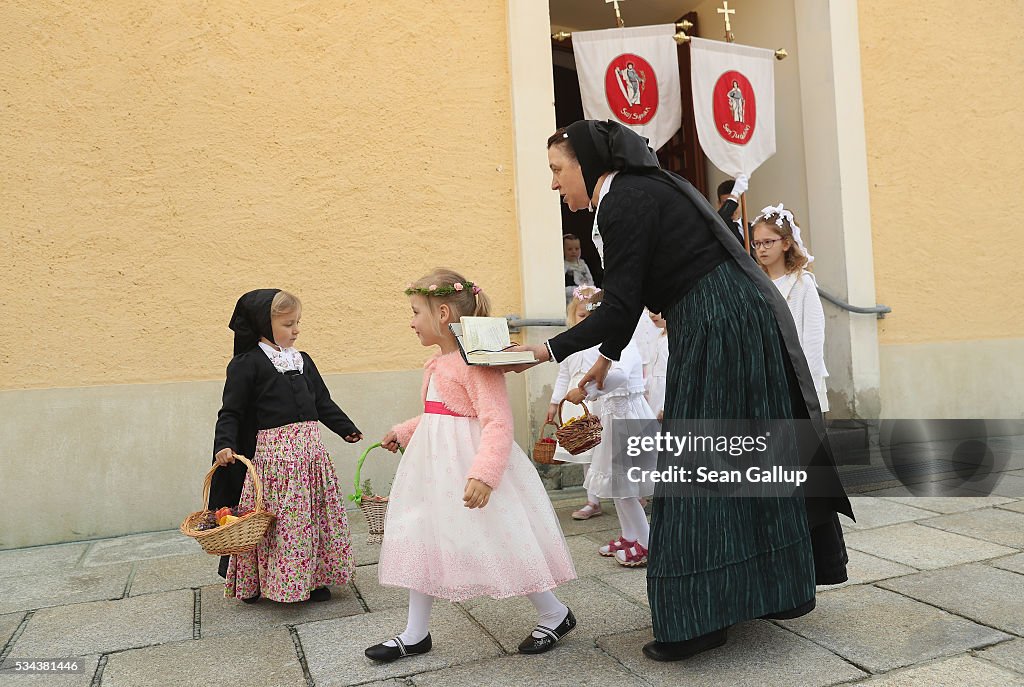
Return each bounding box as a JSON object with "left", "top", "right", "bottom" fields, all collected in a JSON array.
[{"left": 207, "top": 349, "right": 359, "bottom": 510}]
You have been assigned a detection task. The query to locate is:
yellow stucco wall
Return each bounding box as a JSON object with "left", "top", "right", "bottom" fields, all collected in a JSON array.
[
  {"left": 2, "top": 1, "right": 522, "bottom": 391},
  {"left": 858, "top": 0, "right": 1024, "bottom": 345}
]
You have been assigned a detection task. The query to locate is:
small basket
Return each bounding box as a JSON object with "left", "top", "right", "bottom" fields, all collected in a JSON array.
[
  {"left": 554, "top": 399, "right": 603, "bottom": 455},
  {"left": 180, "top": 455, "right": 276, "bottom": 556},
  {"left": 348, "top": 442, "right": 400, "bottom": 545},
  {"left": 533, "top": 420, "right": 564, "bottom": 465}
]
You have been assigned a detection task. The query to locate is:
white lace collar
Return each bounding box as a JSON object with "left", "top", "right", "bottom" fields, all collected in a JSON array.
[
  {"left": 258, "top": 341, "right": 304, "bottom": 373},
  {"left": 591, "top": 171, "right": 619, "bottom": 266}
]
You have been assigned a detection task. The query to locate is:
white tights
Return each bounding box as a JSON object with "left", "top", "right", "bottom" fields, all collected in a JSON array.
[
  {"left": 583, "top": 465, "right": 600, "bottom": 504},
  {"left": 615, "top": 497, "right": 649, "bottom": 548},
  {"left": 385, "top": 589, "right": 568, "bottom": 645}
]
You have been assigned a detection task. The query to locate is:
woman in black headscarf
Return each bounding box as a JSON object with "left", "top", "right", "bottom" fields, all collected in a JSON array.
[{"left": 516, "top": 120, "right": 853, "bottom": 661}]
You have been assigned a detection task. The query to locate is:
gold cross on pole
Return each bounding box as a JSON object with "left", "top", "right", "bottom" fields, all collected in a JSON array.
[
  {"left": 605, "top": 0, "right": 627, "bottom": 28},
  {"left": 717, "top": 0, "right": 736, "bottom": 42}
]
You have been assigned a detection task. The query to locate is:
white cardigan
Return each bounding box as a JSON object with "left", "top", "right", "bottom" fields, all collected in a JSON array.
[{"left": 773, "top": 270, "right": 829, "bottom": 412}]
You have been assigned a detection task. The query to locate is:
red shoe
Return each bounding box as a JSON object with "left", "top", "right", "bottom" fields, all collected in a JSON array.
[
  {"left": 615, "top": 541, "right": 648, "bottom": 567},
  {"left": 599, "top": 536, "right": 632, "bottom": 557}
]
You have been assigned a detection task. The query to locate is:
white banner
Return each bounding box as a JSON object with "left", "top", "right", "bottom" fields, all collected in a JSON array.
[
  {"left": 690, "top": 37, "right": 776, "bottom": 176},
  {"left": 572, "top": 25, "right": 682, "bottom": 151}
]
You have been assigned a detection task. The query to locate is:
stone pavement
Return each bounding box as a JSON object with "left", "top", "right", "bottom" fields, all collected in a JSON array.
[{"left": 2, "top": 491, "right": 1024, "bottom": 686}]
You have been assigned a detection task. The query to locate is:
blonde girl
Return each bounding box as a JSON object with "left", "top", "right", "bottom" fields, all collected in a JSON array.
[{"left": 365, "top": 269, "right": 577, "bottom": 662}]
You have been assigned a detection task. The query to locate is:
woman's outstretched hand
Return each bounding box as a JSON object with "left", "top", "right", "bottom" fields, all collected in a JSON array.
[
  {"left": 463, "top": 478, "right": 492, "bottom": 509},
  {"left": 344, "top": 432, "right": 363, "bottom": 443},
  {"left": 495, "top": 344, "right": 549, "bottom": 373},
  {"left": 381, "top": 431, "right": 400, "bottom": 453},
  {"left": 579, "top": 355, "right": 612, "bottom": 391}
]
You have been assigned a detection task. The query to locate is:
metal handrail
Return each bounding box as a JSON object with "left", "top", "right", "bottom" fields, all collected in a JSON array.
[
  {"left": 507, "top": 286, "right": 891, "bottom": 331},
  {"left": 817, "top": 287, "right": 891, "bottom": 319},
  {"left": 506, "top": 316, "right": 565, "bottom": 332}
]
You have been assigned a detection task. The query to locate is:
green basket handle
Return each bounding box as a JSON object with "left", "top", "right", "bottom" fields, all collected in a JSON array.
[{"left": 348, "top": 441, "right": 402, "bottom": 504}]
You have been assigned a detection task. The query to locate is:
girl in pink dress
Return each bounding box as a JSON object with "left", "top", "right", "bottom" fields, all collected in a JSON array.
[{"left": 365, "top": 269, "right": 577, "bottom": 663}]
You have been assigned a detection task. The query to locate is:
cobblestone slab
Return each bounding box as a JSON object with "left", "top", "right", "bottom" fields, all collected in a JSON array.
[
  {"left": 844, "top": 523, "right": 1015, "bottom": 570},
  {"left": 778, "top": 585, "right": 1009, "bottom": 673},
  {"left": 99, "top": 628, "right": 305, "bottom": 687},
  {"left": 879, "top": 563, "right": 1024, "bottom": 635},
  {"left": 597, "top": 621, "right": 866, "bottom": 686}
]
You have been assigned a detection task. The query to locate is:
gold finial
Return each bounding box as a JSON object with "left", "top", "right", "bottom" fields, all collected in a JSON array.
[
  {"left": 605, "top": 0, "right": 627, "bottom": 29},
  {"left": 775, "top": 48, "right": 788, "bottom": 60},
  {"left": 675, "top": 20, "right": 694, "bottom": 32},
  {"left": 673, "top": 31, "right": 691, "bottom": 45},
  {"left": 717, "top": 1, "right": 736, "bottom": 42},
  {"left": 552, "top": 31, "right": 572, "bottom": 41}
]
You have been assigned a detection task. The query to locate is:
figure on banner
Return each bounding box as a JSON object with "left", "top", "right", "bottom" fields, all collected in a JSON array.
[
  {"left": 727, "top": 80, "right": 745, "bottom": 123},
  {"left": 616, "top": 62, "right": 645, "bottom": 106}
]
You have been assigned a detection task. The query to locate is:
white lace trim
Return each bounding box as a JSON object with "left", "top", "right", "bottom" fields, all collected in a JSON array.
[{"left": 259, "top": 341, "right": 304, "bottom": 373}]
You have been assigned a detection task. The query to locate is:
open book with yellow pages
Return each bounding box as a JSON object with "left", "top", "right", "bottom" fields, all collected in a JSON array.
[{"left": 449, "top": 317, "right": 537, "bottom": 366}]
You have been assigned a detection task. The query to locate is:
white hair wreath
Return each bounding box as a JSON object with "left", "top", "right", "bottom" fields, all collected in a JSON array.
[{"left": 755, "top": 203, "right": 814, "bottom": 266}]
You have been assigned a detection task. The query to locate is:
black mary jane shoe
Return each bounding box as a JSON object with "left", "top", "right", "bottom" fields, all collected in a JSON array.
[
  {"left": 308, "top": 587, "right": 331, "bottom": 602},
  {"left": 642, "top": 628, "right": 728, "bottom": 662},
  {"left": 364, "top": 634, "right": 432, "bottom": 663},
  {"left": 759, "top": 597, "right": 815, "bottom": 620},
  {"left": 518, "top": 608, "right": 577, "bottom": 655},
  {"left": 242, "top": 593, "right": 261, "bottom": 604}
]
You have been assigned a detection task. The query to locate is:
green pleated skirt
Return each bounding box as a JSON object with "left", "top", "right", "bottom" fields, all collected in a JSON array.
[{"left": 648, "top": 260, "right": 815, "bottom": 641}]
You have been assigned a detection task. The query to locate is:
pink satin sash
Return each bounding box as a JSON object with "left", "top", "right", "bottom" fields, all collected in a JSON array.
[{"left": 423, "top": 400, "right": 472, "bottom": 418}]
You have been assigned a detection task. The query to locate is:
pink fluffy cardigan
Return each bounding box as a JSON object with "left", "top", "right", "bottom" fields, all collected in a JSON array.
[{"left": 390, "top": 351, "right": 514, "bottom": 489}]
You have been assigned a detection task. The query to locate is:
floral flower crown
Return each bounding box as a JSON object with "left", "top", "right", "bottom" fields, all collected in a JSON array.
[
  {"left": 404, "top": 281, "right": 481, "bottom": 297},
  {"left": 572, "top": 285, "right": 601, "bottom": 301}
]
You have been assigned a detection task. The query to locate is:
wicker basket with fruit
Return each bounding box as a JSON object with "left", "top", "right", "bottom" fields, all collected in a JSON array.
[
  {"left": 180, "top": 455, "right": 275, "bottom": 555},
  {"left": 533, "top": 420, "right": 563, "bottom": 465},
  {"left": 554, "top": 399, "right": 603, "bottom": 455}
]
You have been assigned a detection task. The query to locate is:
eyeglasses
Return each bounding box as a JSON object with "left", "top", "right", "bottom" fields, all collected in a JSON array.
[{"left": 751, "top": 238, "right": 785, "bottom": 250}]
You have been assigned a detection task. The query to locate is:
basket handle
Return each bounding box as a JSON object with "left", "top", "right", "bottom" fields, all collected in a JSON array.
[
  {"left": 556, "top": 398, "right": 591, "bottom": 426},
  {"left": 348, "top": 441, "right": 402, "bottom": 504},
  {"left": 538, "top": 419, "right": 558, "bottom": 440},
  {"left": 203, "top": 454, "right": 262, "bottom": 514}
]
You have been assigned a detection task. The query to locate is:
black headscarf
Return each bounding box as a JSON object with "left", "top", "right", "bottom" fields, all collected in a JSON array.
[
  {"left": 564, "top": 120, "right": 661, "bottom": 198},
  {"left": 228, "top": 288, "right": 280, "bottom": 356}
]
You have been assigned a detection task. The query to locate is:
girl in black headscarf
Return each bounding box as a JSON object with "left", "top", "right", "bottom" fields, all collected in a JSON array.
[
  {"left": 515, "top": 120, "right": 853, "bottom": 661},
  {"left": 211, "top": 288, "right": 363, "bottom": 603}
]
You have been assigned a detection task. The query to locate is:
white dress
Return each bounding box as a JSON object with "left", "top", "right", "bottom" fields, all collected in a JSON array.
[
  {"left": 550, "top": 347, "right": 600, "bottom": 464},
  {"left": 581, "top": 342, "right": 658, "bottom": 499},
  {"left": 773, "top": 270, "right": 830, "bottom": 412},
  {"left": 378, "top": 377, "right": 577, "bottom": 601},
  {"left": 645, "top": 333, "right": 669, "bottom": 418}
]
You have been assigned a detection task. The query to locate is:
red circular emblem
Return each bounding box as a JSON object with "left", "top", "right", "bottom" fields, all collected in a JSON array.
[
  {"left": 712, "top": 71, "right": 756, "bottom": 145},
  {"left": 604, "top": 54, "right": 659, "bottom": 125}
]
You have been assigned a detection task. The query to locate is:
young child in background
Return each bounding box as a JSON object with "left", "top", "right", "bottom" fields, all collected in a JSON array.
[
  {"left": 548, "top": 286, "right": 602, "bottom": 520},
  {"left": 644, "top": 311, "right": 669, "bottom": 422},
  {"left": 367, "top": 269, "right": 577, "bottom": 663},
  {"left": 562, "top": 290, "right": 657, "bottom": 567},
  {"left": 752, "top": 205, "right": 829, "bottom": 412},
  {"left": 563, "top": 233, "right": 595, "bottom": 303},
  {"left": 213, "top": 289, "right": 362, "bottom": 604}
]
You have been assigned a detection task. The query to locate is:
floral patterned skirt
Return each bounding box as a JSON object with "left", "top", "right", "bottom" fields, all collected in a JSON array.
[{"left": 225, "top": 421, "right": 354, "bottom": 602}]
